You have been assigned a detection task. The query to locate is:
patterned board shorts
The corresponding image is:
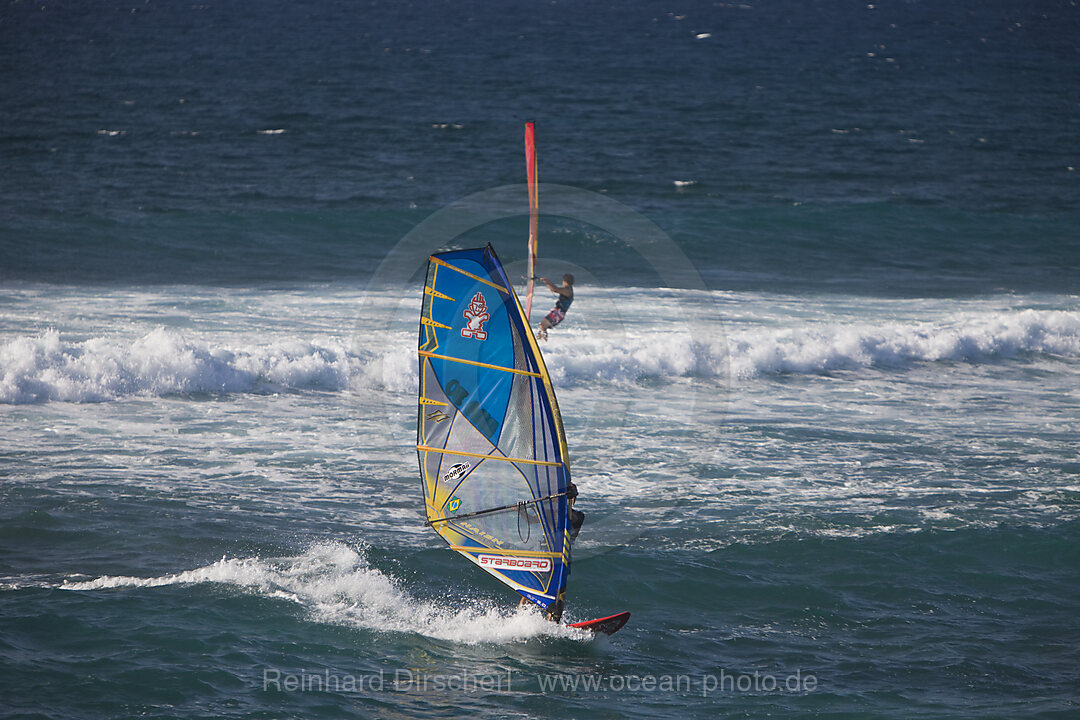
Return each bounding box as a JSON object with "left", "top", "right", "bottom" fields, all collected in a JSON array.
[{"left": 545, "top": 308, "right": 566, "bottom": 326}]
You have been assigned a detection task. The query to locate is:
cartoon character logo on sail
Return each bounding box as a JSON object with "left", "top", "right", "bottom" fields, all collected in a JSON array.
[{"left": 460, "top": 292, "right": 490, "bottom": 340}]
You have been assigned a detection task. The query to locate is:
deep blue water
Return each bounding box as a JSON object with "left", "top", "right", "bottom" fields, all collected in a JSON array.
[
  {"left": 2, "top": 1, "right": 1080, "bottom": 718},
  {"left": 3, "top": 0, "right": 1078, "bottom": 289}
]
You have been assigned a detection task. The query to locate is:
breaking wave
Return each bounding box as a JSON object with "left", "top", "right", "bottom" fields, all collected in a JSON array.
[
  {"left": 2, "top": 307, "right": 1078, "bottom": 403},
  {"left": 724, "top": 308, "right": 1080, "bottom": 379},
  {"left": 0, "top": 327, "right": 361, "bottom": 403}
]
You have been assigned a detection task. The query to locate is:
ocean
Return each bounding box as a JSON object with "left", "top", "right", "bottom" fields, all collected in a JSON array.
[{"left": 2, "top": 0, "right": 1079, "bottom": 717}]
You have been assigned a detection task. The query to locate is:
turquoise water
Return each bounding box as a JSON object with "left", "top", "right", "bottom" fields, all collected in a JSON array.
[{"left": 2, "top": 1, "right": 1079, "bottom": 718}]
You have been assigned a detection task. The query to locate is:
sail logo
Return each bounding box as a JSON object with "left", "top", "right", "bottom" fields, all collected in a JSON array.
[
  {"left": 442, "top": 462, "right": 471, "bottom": 482},
  {"left": 426, "top": 409, "right": 450, "bottom": 424},
  {"left": 444, "top": 379, "right": 499, "bottom": 439},
  {"left": 477, "top": 555, "right": 552, "bottom": 572},
  {"left": 448, "top": 497, "right": 461, "bottom": 513},
  {"left": 460, "top": 292, "right": 490, "bottom": 340}
]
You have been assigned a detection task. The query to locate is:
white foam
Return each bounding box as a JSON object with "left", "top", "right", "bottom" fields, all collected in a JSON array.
[
  {"left": 3, "top": 288, "right": 1077, "bottom": 403},
  {"left": 726, "top": 308, "right": 1080, "bottom": 378},
  {"left": 59, "top": 543, "right": 586, "bottom": 643},
  {"left": 0, "top": 328, "right": 358, "bottom": 403}
]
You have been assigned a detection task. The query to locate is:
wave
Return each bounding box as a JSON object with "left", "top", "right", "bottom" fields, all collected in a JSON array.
[
  {"left": 725, "top": 308, "right": 1080, "bottom": 378},
  {"left": 59, "top": 543, "right": 582, "bottom": 643},
  {"left": 0, "top": 327, "right": 360, "bottom": 403},
  {"left": 3, "top": 308, "right": 1078, "bottom": 403},
  {"left": 390, "top": 306, "right": 1080, "bottom": 385}
]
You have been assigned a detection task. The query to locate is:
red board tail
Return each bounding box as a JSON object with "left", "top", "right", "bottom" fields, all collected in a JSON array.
[{"left": 566, "top": 611, "right": 631, "bottom": 636}]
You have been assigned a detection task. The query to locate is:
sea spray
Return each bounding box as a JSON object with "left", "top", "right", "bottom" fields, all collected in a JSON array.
[{"left": 60, "top": 543, "right": 584, "bottom": 644}]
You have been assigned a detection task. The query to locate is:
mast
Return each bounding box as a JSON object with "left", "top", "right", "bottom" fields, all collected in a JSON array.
[{"left": 524, "top": 123, "right": 539, "bottom": 321}]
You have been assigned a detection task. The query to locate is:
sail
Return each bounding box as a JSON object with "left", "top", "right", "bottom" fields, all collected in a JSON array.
[
  {"left": 523, "top": 123, "right": 539, "bottom": 320},
  {"left": 417, "top": 244, "right": 572, "bottom": 612}
]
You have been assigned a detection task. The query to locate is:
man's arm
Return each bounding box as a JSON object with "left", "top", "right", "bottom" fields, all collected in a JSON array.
[{"left": 540, "top": 278, "right": 571, "bottom": 296}]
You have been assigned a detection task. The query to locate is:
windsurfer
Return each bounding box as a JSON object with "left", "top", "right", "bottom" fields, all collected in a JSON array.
[
  {"left": 536, "top": 274, "right": 574, "bottom": 341},
  {"left": 519, "top": 480, "right": 583, "bottom": 621},
  {"left": 567, "top": 481, "right": 584, "bottom": 541}
]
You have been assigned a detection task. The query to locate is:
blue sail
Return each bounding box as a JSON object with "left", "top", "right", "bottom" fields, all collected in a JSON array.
[{"left": 417, "top": 245, "right": 571, "bottom": 613}]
